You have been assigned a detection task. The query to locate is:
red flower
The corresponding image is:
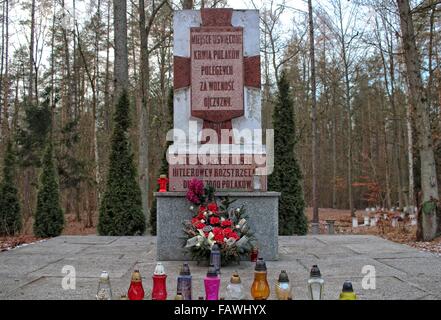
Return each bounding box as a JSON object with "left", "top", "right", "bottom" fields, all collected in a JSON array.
[
  {"left": 207, "top": 202, "right": 218, "bottom": 213},
  {"left": 198, "top": 206, "right": 207, "bottom": 213},
  {"left": 214, "top": 233, "right": 225, "bottom": 244},
  {"left": 197, "top": 213, "right": 205, "bottom": 220},
  {"left": 221, "top": 219, "right": 232, "bottom": 227},
  {"left": 196, "top": 222, "right": 205, "bottom": 230},
  {"left": 210, "top": 217, "right": 220, "bottom": 225},
  {"left": 229, "top": 232, "right": 240, "bottom": 240},
  {"left": 191, "top": 218, "right": 200, "bottom": 225},
  {"left": 213, "top": 227, "right": 222, "bottom": 235},
  {"left": 223, "top": 228, "right": 233, "bottom": 236}
]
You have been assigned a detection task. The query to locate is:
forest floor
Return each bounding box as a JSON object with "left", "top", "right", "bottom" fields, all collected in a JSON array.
[
  {"left": 1, "top": 208, "right": 441, "bottom": 255},
  {"left": 305, "top": 208, "right": 441, "bottom": 256}
]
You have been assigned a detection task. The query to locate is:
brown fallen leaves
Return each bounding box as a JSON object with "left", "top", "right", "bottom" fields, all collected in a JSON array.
[{"left": 0, "top": 235, "right": 43, "bottom": 252}]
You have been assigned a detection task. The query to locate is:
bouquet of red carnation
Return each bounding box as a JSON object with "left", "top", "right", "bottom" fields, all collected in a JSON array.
[{"left": 182, "top": 179, "right": 255, "bottom": 265}]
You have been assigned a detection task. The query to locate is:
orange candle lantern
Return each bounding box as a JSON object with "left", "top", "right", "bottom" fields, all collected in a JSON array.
[{"left": 250, "top": 258, "right": 270, "bottom": 300}]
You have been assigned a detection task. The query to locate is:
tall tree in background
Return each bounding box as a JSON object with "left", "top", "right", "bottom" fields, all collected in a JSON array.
[
  {"left": 269, "top": 71, "right": 307, "bottom": 235},
  {"left": 149, "top": 88, "right": 173, "bottom": 235},
  {"left": 28, "top": 0, "right": 36, "bottom": 103},
  {"left": 113, "top": 0, "right": 128, "bottom": 98},
  {"left": 1, "top": 0, "right": 10, "bottom": 141},
  {"left": 98, "top": 91, "right": 145, "bottom": 235},
  {"left": 34, "top": 141, "right": 64, "bottom": 238},
  {"left": 308, "top": 0, "right": 319, "bottom": 232},
  {"left": 397, "top": 0, "right": 439, "bottom": 241},
  {"left": 0, "top": 141, "right": 21, "bottom": 236},
  {"left": 138, "top": 0, "right": 169, "bottom": 232},
  {"left": 324, "top": 0, "right": 361, "bottom": 216}
]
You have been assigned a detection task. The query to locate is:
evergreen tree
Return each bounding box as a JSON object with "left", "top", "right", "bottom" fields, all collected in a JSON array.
[
  {"left": 98, "top": 91, "right": 146, "bottom": 235},
  {"left": 149, "top": 88, "right": 174, "bottom": 235},
  {"left": 34, "top": 141, "right": 64, "bottom": 237},
  {"left": 269, "top": 71, "right": 307, "bottom": 235},
  {"left": 0, "top": 141, "right": 22, "bottom": 236}
]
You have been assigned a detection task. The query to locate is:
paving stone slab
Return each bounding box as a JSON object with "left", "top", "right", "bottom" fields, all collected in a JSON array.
[
  {"left": 49, "top": 235, "right": 120, "bottom": 245},
  {"left": 4, "top": 277, "right": 113, "bottom": 300},
  {"left": 344, "top": 241, "right": 418, "bottom": 255},
  {"left": 312, "top": 235, "right": 383, "bottom": 244},
  {"left": 2, "top": 235, "right": 441, "bottom": 299},
  {"left": 296, "top": 255, "right": 408, "bottom": 278},
  {"left": 27, "top": 255, "right": 137, "bottom": 279},
  {"left": 0, "top": 276, "right": 42, "bottom": 299},
  {"left": 377, "top": 256, "right": 441, "bottom": 277},
  {"left": 3, "top": 242, "right": 90, "bottom": 256},
  {"left": 399, "top": 274, "right": 441, "bottom": 297},
  {"left": 1, "top": 255, "right": 66, "bottom": 277}
]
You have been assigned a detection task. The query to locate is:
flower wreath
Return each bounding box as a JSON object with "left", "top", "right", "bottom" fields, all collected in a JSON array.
[{"left": 182, "top": 178, "right": 255, "bottom": 265}]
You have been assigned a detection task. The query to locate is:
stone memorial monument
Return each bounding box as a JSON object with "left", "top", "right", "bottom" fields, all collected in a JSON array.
[{"left": 155, "top": 8, "right": 280, "bottom": 261}]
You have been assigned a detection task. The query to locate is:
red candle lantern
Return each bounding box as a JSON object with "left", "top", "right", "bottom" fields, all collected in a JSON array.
[
  {"left": 157, "top": 175, "right": 169, "bottom": 193},
  {"left": 152, "top": 263, "right": 167, "bottom": 300},
  {"left": 128, "top": 270, "right": 145, "bottom": 300}
]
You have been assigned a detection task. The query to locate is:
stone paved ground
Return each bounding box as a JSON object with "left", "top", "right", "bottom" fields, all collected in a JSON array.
[{"left": 1, "top": 235, "right": 440, "bottom": 300}]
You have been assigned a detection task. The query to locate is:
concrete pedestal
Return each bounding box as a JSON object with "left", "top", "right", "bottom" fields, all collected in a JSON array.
[{"left": 155, "top": 191, "right": 280, "bottom": 261}]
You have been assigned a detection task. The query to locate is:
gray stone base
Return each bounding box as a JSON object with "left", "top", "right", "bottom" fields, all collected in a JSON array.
[{"left": 155, "top": 191, "right": 280, "bottom": 261}]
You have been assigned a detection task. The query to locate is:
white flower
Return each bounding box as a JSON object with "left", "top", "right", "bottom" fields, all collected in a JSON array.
[
  {"left": 207, "top": 232, "right": 215, "bottom": 246},
  {"left": 236, "top": 208, "right": 240, "bottom": 213},
  {"left": 236, "top": 225, "right": 240, "bottom": 229},
  {"left": 201, "top": 219, "right": 205, "bottom": 223},
  {"left": 190, "top": 206, "right": 194, "bottom": 211},
  {"left": 221, "top": 217, "right": 225, "bottom": 222}
]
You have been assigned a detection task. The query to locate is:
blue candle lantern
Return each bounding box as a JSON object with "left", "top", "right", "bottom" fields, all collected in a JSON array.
[
  {"left": 210, "top": 243, "right": 221, "bottom": 274},
  {"left": 176, "top": 262, "right": 192, "bottom": 300}
]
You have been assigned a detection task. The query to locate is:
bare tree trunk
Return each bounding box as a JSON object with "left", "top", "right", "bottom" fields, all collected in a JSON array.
[
  {"left": 93, "top": 0, "right": 102, "bottom": 210},
  {"left": 382, "top": 105, "right": 392, "bottom": 209},
  {"left": 332, "top": 86, "right": 337, "bottom": 209},
  {"left": 397, "top": 0, "right": 439, "bottom": 240},
  {"left": 336, "top": 0, "right": 354, "bottom": 216},
  {"left": 138, "top": 0, "right": 150, "bottom": 229},
  {"left": 138, "top": 0, "right": 168, "bottom": 230},
  {"left": 50, "top": 0, "right": 56, "bottom": 138},
  {"left": 308, "top": 0, "right": 319, "bottom": 227},
  {"left": 1, "top": 0, "right": 9, "bottom": 139},
  {"left": 29, "top": 0, "right": 36, "bottom": 103},
  {"left": 376, "top": 16, "right": 405, "bottom": 208},
  {"left": 114, "top": 0, "right": 129, "bottom": 98},
  {"left": 183, "top": 0, "right": 193, "bottom": 9},
  {"left": 407, "top": 99, "right": 415, "bottom": 209},
  {"left": 0, "top": 0, "right": 5, "bottom": 135},
  {"left": 104, "top": 0, "right": 111, "bottom": 132},
  {"left": 61, "top": 0, "right": 73, "bottom": 124},
  {"left": 73, "top": 0, "right": 78, "bottom": 119}
]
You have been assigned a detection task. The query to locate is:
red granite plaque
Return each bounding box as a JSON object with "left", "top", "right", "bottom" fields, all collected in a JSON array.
[
  {"left": 168, "top": 154, "right": 267, "bottom": 192},
  {"left": 190, "top": 26, "right": 244, "bottom": 123}
]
